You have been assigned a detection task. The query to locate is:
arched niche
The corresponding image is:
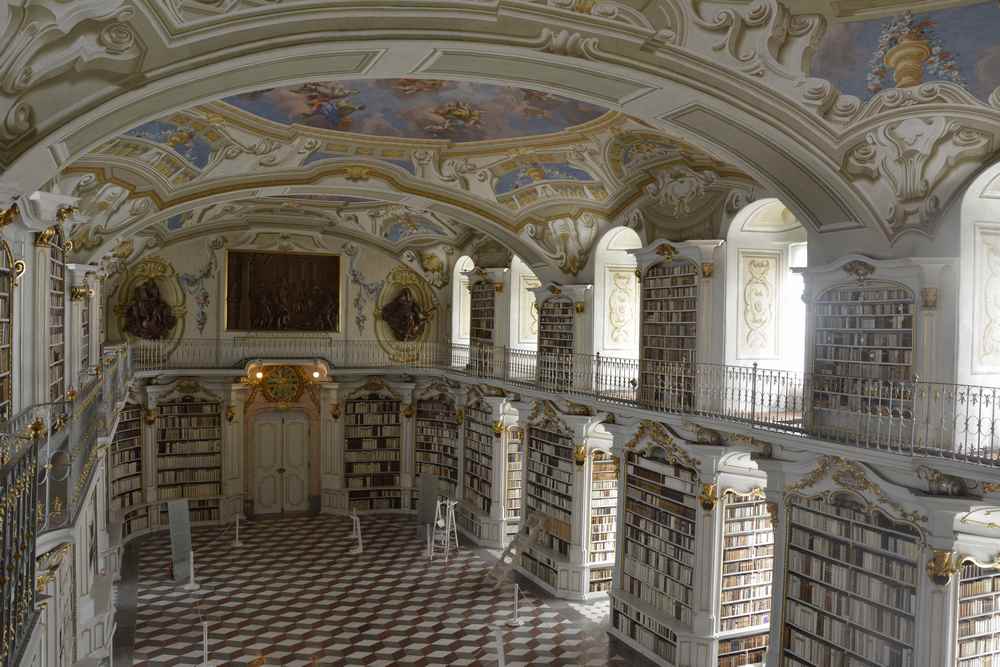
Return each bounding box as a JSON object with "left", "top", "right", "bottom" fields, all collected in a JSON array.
[
  {"left": 724, "top": 199, "right": 807, "bottom": 373},
  {"left": 959, "top": 161, "right": 1000, "bottom": 388},
  {"left": 593, "top": 226, "right": 642, "bottom": 361},
  {"left": 451, "top": 255, "right": 473, "bottom": 345}
]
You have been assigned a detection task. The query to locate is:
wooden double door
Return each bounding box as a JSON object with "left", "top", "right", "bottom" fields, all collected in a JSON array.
[{"left": 254, "top": 411, "right": 310, "bottom": 514}]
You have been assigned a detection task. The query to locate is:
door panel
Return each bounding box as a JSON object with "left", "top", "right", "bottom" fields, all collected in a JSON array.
[
  {"left": 282, "top": 416, "right": 310, "bottom": 512},
  {"left": 254, "top": 417, "right": 283, "bottom": 514}
]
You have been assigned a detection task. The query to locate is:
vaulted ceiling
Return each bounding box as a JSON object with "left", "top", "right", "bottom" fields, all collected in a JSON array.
[{"left": 3, "top": 0, "right": 1000, "bottom": 281}]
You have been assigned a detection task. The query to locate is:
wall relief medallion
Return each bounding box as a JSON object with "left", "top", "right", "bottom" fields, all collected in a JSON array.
[
  {"left": 123, "top": 279, "right": 177, "bottom": 340},
  {"left": 113, "top": 256, "right": 186, "bottom": 350},
  {"left": 375, "top": 267, "right": 437, "bottom": 361},
  {"left": 380, "top": 287, "right": 433, "bottom": 342}
]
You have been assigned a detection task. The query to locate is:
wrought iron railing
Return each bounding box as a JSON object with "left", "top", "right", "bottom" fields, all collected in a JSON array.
[{"left": 130, "top": 337, "right": 1000, "bottom": 466}]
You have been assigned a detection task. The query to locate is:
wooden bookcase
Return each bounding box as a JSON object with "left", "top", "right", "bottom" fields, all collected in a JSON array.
[
  {"left": 640, "top": 257, "right": 698, "bottom": 408},
  {"left": 0, "top": 241, "right": 13, "bottom": 421},
  {"left": 415, "top": 394, "right": 459, "bottom": 502},
  {"left": 781, "top": 492, "right": 919, "bottom": 666},
  {"left": 470, "top": 280, "right": 496, "bottom": 345},
  {"left": 111, "top": 403, "right": 145, "bottom": 539},
  {"left": 156, "top": 394, "right": 223, "bottom": 523},
  {"left": 538, "top": 297, "right": 575, "bottom": 388},
  {"left": 718, "top": 491, "right": 773, "bottom": 667},
  {"left": 589, "top": 451, "right": 618, "bottom": 593},
  {"left": 47, "top": 231, "right": 66, "bottom": 402},
  {"left": 344, "top": 391, "right": 402, "bottom": 512},
  {"left": 610, "top": 448, "right": 697, "bottom": 663},
  {"left": 956, "top": 561, "right": 1000, "bottom": 667},
  {"left": 811, "top": 281, "right": 916, "bottom": 438},
  {"left": 461, "top": 400, "right": 494, "bottom": 529},
  {"left": 520, "top": 421, "right": 575, "bottom": 591}
]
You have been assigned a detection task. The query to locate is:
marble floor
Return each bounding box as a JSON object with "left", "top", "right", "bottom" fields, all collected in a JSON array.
[{"left": 118, "top": 514, "right": 657, "bottom": 666}]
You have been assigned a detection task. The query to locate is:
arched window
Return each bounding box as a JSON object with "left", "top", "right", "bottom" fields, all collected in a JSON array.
[
  {"left": 959, "top": 161, "right": 1000, "bottom": 388},
  {"left": 0, "top": 239, "right": 14, "bottom": 420},
  {"left": 593, "top": 226, "right": 642, "bottom": 361},
  {"left": 451, "top": 255, "right": 474, "bottom": 345},
  {"left": 724, "top": 199, "right": 807, "bottom": 373}
]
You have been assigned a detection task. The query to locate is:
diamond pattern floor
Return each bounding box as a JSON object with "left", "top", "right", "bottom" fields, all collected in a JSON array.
[{"left": 130, "top": 514, "right": 650, "bottom": 666}]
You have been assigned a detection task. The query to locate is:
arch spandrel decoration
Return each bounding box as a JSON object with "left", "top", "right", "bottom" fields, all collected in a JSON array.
[
  {"left": 622, "top": 419, "right": 702, "bottom": 481},
  {"left": 784, "top": 455, "right": 928, "bottom": 536},
  {"left": 526, "top": 400, "right": 574, "bottom": 438},
  {"left": 346, "top": 376, "right": 401, "bottom": 402}
]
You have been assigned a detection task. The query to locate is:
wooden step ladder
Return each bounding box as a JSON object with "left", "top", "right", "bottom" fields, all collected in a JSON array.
[{"left": 486, "top": 512, "right": 546, "bottom": 587}]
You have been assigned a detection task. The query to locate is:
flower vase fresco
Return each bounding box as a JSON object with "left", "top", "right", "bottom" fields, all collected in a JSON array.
[{"left": 810, "top": 4, "right": 1000, "bottom": 102}]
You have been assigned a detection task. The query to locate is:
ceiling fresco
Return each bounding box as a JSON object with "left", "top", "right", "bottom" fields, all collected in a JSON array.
[
  {"left": 221, "top": 79, "right": 609, "bottom": 142},
  {"left": 810, "top": 4, "right": 1000, "bottom": 101}
]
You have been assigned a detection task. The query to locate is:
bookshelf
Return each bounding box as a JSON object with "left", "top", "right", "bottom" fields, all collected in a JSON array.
[
  {"left": 781, "top": 492, "right": 920, "bottom": 667},
  {"left": 80, "top": 294, "right": 91, "bottom": 372},
  {"left": 460, "top": 400, "right": 494, "bottom": 533},
  {"left": 718, "top": 491, "right": 773, "bottom": 667},
  {"left": 956, "top": 561, "right": 1000, "bottom": 667},
  {"left": 344, "top": 391, "right": 402, "bottom": 512},
  {"left": 538, "top": 297, "right": 575, "bottom": 388},
  {"left": 47, "top": 231, "right": 66, "bottom": 402},
  {"left": 520, "top": 420, "right": 575, "bottom": 591},
  {"left": 611, "top": 448, "right": 697, "bottom": 663},
  {"left": 111, "top": 403, "right": 145, "bottom": 539},
  {"left": 470, "top": 280, "right": 496, "bottom": 345},
  {"left": 640, "top": 257, "right": 698, "bottom": 407},
  {"left": 415, "top": 394, "right": 459, "bottom": 502},
  {"left": 0, "top": 241, "right": 12, "bottom": 421},
  {"left": 811, "top": 281, "right": 915, "bottom": 436},
  {"left": 505, "top": 427, "right": 524, "bottom": 538},
  {"left": 589, "top": 451, "right": 618, "bottom": 593},
  {"left": 156, "top": 394, "right": 223, "bottom": 522}
]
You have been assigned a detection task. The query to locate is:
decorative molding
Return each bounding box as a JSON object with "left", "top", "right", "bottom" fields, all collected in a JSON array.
[
  {"left": 842, "top": 259, "right": 876, "bottom": 282},
  {"left": 926, "top": 549, "right": 959, "bottom": 585},
  {"left": 786, "top": 456, "right": 928, "bottom": 527}
]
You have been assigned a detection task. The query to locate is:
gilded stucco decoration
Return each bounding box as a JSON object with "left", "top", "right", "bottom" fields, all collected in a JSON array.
[
  {"left": 977, "top": 232, "right": 1000, "bottom": 371},
  {"left": 523, "top": 212, "right": 600, "bottom": 277},
  {"left": 526, "top": 400, "right": 574, "bottom": 436},
  {"left": 605, "top": 267, "right": 636, "bottom": 349},
  {"left": 785, "top": 456, "right": 928, "bottom": 528},
  {"left": 739, "top": 252, "right": 778, "bottom": 359},
  {"left": 374, "top": 266, "right": 437, "bottom": 362}
]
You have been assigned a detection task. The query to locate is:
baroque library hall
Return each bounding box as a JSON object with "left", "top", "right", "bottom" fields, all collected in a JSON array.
[{"left": 3, "top": 1, "right": 1000, "bottom": 666}]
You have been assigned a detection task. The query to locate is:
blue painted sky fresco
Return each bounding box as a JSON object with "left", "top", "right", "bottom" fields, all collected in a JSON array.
[{"left": 222, "top": 79, "right": 608, "bottom": 142}]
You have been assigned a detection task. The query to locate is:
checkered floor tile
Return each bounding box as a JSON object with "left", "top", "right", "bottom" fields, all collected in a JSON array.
[{"left": 130, "top": 514, "right": 652, "bottom": 666}]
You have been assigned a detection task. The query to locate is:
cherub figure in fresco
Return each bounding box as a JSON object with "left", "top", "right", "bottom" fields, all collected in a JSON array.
[
  {"left": 292, "top": 82, "right": 366, "bottom": 129},
  {"left": 423, "top": 101, "right": 483, "bottom": 135},
  {"left": 393, "top": 79, "right": 448, "bottom": 95}
]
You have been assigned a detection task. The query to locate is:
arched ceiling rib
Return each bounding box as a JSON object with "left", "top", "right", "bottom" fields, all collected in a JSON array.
[{"left": 58, "top": 109, "right": 759, "bottom": 281}]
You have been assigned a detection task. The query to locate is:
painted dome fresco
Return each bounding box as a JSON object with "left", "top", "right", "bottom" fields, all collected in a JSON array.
[{"left": 222, "top": 79, "right": 609, "bottom": 142}]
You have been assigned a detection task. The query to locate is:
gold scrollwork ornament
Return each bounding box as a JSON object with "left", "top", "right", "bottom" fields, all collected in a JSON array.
[
  {"left": 926, "top": 550, "right": 959, "bottom": 585},
  {"left": 699, "top": 483, "right": 718, "bottom": 512}
]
